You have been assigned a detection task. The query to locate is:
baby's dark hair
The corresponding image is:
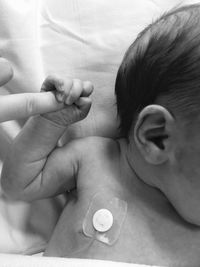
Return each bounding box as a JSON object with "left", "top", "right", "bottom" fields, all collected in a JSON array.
[{"left": 115, "top": 4, "right": 200, "bottom": 138}]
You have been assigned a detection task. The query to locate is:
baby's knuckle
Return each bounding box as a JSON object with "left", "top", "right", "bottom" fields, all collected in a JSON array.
[
  {"left": 67, "top": 90, "right": 74, "bottom": 99},
  {"left": 73, "top": 79, "right": 83, "bottom": 88},
  {"left": 73, "top": 78, "right": 82, "bottom": 83},
  {"left": 63, "top": 79, "right": 73, "bottom": 91},
  {"left": 40, "top": 83, "right": 46, "bottom": 92},
  {"left": 66, "top": 78, "right": 73, "bottom": 85},
  {"left": 45, "top": 75, "right": 55, "bottom": 81},
  {"left": 84, "top": 80, "right": 92, "bottom": 87},
  {"left": 46, "top": 74, "right": 53, "bottom": 79},
  {"left": 70, "top": 89, "right": 79, "bottom": 99}
]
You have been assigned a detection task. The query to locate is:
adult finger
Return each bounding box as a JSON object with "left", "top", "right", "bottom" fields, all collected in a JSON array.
[{"left": 0, "top": 92, "right": 64, "bottom": 122}]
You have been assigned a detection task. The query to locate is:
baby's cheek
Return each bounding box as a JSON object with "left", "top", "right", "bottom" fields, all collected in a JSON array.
[{"left": 174, "top": 145, "right": 200, "bottom": 181}]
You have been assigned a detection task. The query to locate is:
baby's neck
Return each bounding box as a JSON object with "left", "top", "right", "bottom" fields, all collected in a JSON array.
[
  {"left": 117, "top": 138, "right": 180, "bottom": 222},
  {"left": 118, "top": 138, "right": 151, "bottom": 184},
  {"left": 117, "top": 139, "right": 147, "bottom": 189}
]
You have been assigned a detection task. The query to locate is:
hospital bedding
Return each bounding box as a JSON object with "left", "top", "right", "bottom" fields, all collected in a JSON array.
[
  {"left": 0, "top": 253, "right": 161, "bottom": 267},
  {"left": 0, "top": 0, "right": 199, "bottom": 266}
]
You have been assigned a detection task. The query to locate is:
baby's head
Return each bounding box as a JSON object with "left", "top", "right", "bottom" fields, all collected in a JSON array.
[{"left": 115, "top": 4, "right": 200, "bottom": 226}]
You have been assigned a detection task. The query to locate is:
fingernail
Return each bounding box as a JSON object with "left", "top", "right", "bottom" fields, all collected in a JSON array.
[
  {"left": 58, "top": 84, "right": 64, "bottom": 92},
  {"left": 65, "top": 97, "right": 72, "bottom": 105},
  {"left": 56, "top": 93, "right": 65, "bottom": 102}
]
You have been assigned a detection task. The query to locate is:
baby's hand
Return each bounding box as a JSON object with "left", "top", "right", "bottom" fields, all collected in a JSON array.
[{"left": 41, "top": 75, "right": 93, "bottom": 126}]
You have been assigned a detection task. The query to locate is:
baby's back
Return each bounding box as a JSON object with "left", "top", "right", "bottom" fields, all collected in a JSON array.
[{"left": 44, "top": 137, "right": 200, "bottom": 266}]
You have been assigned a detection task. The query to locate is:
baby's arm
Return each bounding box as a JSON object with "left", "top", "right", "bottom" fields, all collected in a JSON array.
[{"left": 1, "top": 76, "right": 93, "bottom": 201}]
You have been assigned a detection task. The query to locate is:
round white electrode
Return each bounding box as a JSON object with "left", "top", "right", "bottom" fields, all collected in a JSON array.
[{"left": 92, "top": 208, "right": 113, "bottom": 232}]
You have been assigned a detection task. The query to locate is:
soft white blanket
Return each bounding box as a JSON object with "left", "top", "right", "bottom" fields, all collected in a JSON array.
[{"left": 0, "top": 254, "right": 160, "bottom": 267}]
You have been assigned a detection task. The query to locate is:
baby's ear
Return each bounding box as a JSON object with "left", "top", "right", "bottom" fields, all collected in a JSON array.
[{"left": 134, "top": 105, "right": 175, "bottom": 164}]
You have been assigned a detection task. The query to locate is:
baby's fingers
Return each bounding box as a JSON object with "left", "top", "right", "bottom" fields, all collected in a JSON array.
[
  {"left": 82, "top": 81, "right": 94, "bottom": 97},
  {"left": 65, "top": 79, "right": 83, "bottom": 105},
  {"left": 41, "top": 75, "right": 64, "bottom": 93},
  {"left": 74, "top": 97, "right": 92, "bottom": 119},
  {"left": 55, "top": 79, "right": 73, "bottom": 102},
  {"left": 65, "top": 80, "right": 94, "bottom": 105}
]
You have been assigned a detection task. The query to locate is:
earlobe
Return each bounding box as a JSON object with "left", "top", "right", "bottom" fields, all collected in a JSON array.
[{"left": 134, "top": 105, "right": 175, "bottom": 165}]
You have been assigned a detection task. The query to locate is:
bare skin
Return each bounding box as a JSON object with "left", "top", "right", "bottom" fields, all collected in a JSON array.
[
  {"left": 2, "top": 76, "right": 200, "bottom": 266},
  {"left": 42, "top": 137, "right": 200, "bottom": 267}
]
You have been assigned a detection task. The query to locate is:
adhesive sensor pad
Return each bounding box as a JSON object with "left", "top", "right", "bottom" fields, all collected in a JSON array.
[{"left": 82, "top": 191, "right": 127, "bottom": 245}]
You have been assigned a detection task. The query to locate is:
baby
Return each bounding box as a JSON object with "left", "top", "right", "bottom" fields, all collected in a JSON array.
[{"left": 2, "top": 3, "right": 200, "bottom": 267}]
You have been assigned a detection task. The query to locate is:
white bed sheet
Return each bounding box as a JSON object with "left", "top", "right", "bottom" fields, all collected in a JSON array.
[{"left": 0, "top": 253, "right": 161, "bottom": 267}]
